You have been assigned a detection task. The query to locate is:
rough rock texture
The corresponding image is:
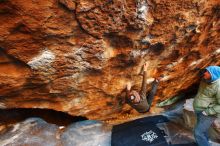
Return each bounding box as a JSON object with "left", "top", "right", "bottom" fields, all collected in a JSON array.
[
  {"left": 61, "top": 120, "right": 111, "bottom": 146},
  {"left": 0, "top": 118, "right": 112, "bottom": 146},
  {"left": 0, "top": 0, "right": 219, "bottom": 123},
  {"left": 0, "top": 118, "right": 62, "bottom": 146}
]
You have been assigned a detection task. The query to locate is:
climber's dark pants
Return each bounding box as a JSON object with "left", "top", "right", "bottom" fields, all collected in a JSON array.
[{"left": 146, "top": 81, "right": 159, "bottom": 107}]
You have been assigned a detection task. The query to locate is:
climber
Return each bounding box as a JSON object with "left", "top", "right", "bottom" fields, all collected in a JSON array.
[
  {"left": 125, "top": 62, "right": 162, "bottom": 113},
  {"left": 193, "top": 66, "right": 220, "bottom": 146}
]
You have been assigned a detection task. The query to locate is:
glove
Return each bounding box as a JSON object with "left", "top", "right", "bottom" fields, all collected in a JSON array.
[{"left": 202, "top": 111, "right": 207, "bottom": 116}]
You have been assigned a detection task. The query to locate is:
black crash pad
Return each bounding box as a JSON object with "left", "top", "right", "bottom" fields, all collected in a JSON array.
[
  {"left": 111, "top": 115, "right": 198, "bottom": 146},
  {"left": 111, "top": 115, "right": 169, "bottom": 146},
  {"left": 171, "top": 144, "right": 197, "bottom": 146}
]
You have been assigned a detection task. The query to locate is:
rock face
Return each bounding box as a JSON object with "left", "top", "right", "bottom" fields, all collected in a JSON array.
[
  {"left": 61, "top": 120, "right": 111, "bottom": 146},
  {"left": 0, "top": 0, "right": 219, "bottom": 123},
  {"left": 0, "top": 118, "right": 111, "bottom": 146},
  {"left": 0, "top": 118, "right": 62, "bottom": 146}
]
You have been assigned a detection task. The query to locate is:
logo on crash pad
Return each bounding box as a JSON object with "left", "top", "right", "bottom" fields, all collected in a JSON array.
[{"left": 141, "top": 130, "right": 158, "bottom": 143}]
